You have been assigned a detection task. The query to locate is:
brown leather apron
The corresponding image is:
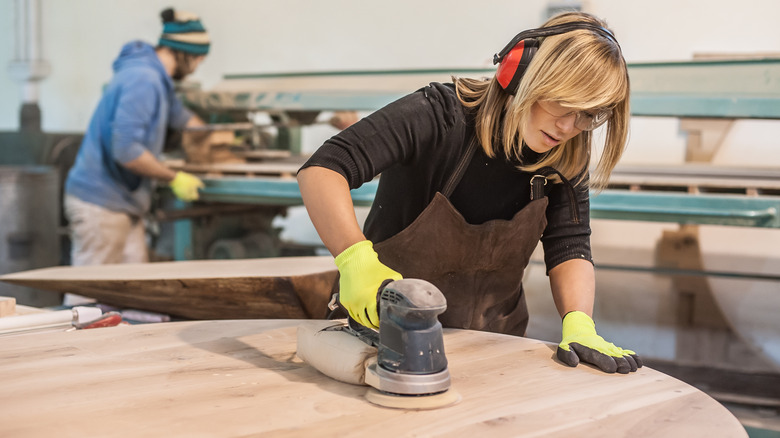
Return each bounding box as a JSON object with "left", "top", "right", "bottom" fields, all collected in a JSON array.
[{"left": 374, "top": 142, "right": 551, "bottom": 336}]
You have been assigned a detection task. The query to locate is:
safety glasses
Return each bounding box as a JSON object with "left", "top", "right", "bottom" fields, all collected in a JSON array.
[{"left": 537, "top": 100, "right": 613, "bottom": 131}]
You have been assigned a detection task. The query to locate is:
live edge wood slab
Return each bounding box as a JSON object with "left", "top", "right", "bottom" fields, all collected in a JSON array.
[
  {"left": 0, "top": 257, "right": 338, "bottom": 320},
  {"left": 0, "top": 320, "right": 745, "bottom": 438}
]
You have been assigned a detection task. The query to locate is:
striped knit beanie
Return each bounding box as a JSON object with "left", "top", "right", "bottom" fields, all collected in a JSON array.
[{"left": 158, "top": 8, "right": 210, "bottom": 55}]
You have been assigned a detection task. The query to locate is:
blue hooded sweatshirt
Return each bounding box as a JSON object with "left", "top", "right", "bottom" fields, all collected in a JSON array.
[{"left": 66, "top": 40, "right": 192, "bottom": 217}]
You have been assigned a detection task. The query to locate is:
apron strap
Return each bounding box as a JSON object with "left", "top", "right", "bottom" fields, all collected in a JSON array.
[
  {"left": 530, "top": 166, "right": 581, "bottom": 224},
  {"left": 441, "top": 140, "right": 478, "bottom": 198},
  {"left": 530, "top": 175, "right": 547, "bottom": 201}
]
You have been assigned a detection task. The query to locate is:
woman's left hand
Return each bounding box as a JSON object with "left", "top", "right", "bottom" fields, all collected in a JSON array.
[{"left": 556, "top": 311, "right": 642, "bottom": 374}]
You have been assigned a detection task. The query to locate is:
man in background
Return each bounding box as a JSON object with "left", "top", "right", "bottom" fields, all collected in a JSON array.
[{"left": 63, "top": 8, "right": 210, "bottom": 305}]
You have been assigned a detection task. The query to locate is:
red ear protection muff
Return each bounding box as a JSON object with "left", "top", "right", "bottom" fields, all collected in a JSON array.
[
  {"left": 493, "top": 22, "right": 619, "bottom": 95},
  {"left": 495, "top": 38, "right": 540, "bottom": 94}
]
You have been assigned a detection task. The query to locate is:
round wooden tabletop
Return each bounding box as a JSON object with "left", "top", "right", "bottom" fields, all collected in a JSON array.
[{"left": 0, "top": 320, "right": 746, "bottom": 437}]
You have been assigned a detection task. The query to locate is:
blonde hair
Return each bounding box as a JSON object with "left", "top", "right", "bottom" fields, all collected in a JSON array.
[{"left": 455, "top": 12, "right": 629, "bottom": 190}]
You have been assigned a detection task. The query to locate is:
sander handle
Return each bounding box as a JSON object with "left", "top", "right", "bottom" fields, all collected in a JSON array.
[{"left": 325, "top": 278, "right": 396, "bottom": 346}]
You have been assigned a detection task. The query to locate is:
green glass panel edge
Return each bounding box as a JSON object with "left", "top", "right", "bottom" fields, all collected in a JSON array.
[{"left": 225, "top": 68, "right": 496, "bottom": 80}]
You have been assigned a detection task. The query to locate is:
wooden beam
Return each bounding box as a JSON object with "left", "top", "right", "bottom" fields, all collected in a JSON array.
[{"left": 0, "top": 257, "right": 338, "bottom": 320}]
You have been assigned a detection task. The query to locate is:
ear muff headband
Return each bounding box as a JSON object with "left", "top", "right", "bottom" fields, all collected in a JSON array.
[{"left": 493, "top": 22, "right": 618, "bottom": 95}]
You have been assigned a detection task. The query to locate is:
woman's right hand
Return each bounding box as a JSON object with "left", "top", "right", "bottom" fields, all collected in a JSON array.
[{"left": 334, "top": 240, "right": 403, "bottom": 329}]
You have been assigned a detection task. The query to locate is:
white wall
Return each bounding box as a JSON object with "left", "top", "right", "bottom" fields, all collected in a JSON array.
[{"left": 2, "top": 0, "right": 780, "bottom": 164}]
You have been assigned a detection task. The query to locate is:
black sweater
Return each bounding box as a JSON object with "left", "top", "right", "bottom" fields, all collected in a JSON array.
[{"left": 301, "top": 82, "right": 592, "bottom": 272}]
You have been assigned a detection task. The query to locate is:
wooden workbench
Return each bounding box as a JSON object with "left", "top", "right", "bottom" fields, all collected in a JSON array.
[{"left": 0, "top": 320, "right": 746, "bottom": 437}]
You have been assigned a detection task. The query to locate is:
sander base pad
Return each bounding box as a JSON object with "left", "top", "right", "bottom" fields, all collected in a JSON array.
[{"left": 365, "top": 387, "right": 461, "bottom": 410}]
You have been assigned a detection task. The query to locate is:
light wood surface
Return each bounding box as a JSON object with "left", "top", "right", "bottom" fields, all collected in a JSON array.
[
  {"left": 0, "top": 257, "right": 337, "bottom": 320},
  {"left": 166, "top": 159, "right": 303, "bottom": 178},
  {"left": 236, "top": 149, "right": 293, "bottom": 161},
  {"left": 0, "top": 296, "right": 15, "bottom": 317},
  {"left": 0, "top": 319, "right": 746, "bottom": 437}
]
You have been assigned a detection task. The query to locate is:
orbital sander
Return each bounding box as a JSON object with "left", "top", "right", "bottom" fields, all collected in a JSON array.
[{"left": 296, "top": 278, "right": 460, "bottom": 409}]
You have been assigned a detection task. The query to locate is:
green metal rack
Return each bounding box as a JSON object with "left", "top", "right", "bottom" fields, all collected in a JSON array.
[{"left": 192, "top": 176, "right": 780, "bottom": 228}]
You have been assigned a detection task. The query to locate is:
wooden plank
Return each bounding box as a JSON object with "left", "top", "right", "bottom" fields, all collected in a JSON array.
[
  {"left": 236, "top": 150, "right": 292, "bottom": 161},
  {"left": 0, "top": 320, "right": 746, "bottom": 437},
  {"left": 0, "top": 257, "right": 338, "bottom": 320},
  {"left": 608, "top": 165, "right": 780, "bottom": 193},
  {"left": 0, "top": 296, "right": 15, "bottom": 317},
  {"left": 167, "top": 160, "right": 303, "bottom": 178}
]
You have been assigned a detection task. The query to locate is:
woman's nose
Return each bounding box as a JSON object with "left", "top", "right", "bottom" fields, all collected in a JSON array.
[{"left": 556, "top": 112, "right": 578, "bottom": 132}]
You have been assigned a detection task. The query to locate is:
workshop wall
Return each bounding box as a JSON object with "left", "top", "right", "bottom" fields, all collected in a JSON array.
[{"left": 1, "top": 0, "right": 779, "bottom": 166}]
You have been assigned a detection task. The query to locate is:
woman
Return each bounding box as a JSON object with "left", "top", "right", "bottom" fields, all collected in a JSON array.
[{"left": 298, "top": 11, "right": 641, "bottom": 374}]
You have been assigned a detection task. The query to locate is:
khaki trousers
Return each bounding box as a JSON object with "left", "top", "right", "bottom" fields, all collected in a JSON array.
[{"left": 63, "top": 195, "right": 148, "bottom": 305}]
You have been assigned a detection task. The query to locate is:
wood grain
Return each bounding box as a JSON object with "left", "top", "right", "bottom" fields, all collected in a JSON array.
[
  {"left": 0, "top": 257, "right": 337, "bottom": 320},
  {"left": 0, "top": 320, "right": 746, "bottom": 437}
]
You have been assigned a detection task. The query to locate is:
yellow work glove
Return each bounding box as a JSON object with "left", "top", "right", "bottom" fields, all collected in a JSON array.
[
  {"left": 557, "top": 311, "right": 642, "bottom": 374},
  {"left": 334, "top": 240, "right": 402, "bottom": 329},
  {"left": 169, "top": 171, "right": 204, "bottom": 202}
]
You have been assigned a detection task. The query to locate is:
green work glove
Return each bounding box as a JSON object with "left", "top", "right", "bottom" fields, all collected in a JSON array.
[
  {"left": 334, "top": 240, "right": 402, "bottom": 329},
  {"left": 557, "top": 311, "right": 642, "bottom": 374},
  {"left": 170, "top": 171, "right": 204, "bottom": 201}
]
